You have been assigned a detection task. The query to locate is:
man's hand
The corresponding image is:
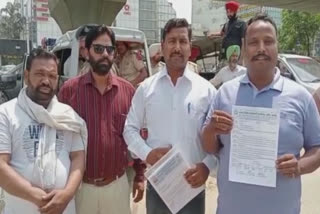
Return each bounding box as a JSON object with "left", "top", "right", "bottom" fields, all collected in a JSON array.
[
  {"left": 146, "top": 146, "right": 172, "bottom": 166},
  {"left": 276, "top": 154, "right": 301, "bottom": 178},
  {"left": 184, "top": 163, "right": 210, "bottom": 188},
  {"left": 207, "top": 33, "right": 221, "bottom": 39},
  {"left": 29, "top": 187, "right": 48, "bottom": 208},
  {"left": 209, "top": 110, "right": 233, "bottom": 135},
  {"left": 39, "top": 189, "right": 72, "bottom": 214},
  {"left": 132, "top": 181, "right": 144, "bottom": 203}
]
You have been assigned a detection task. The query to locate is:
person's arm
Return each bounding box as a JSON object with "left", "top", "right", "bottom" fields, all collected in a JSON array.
[
  {"left": 277, "top": 96, "right": 320, "bottom": 177},
  {"left": 0, "top": 154, "right": 48, "bottom": 207},
  {"left": 209, "top": 69, "right": 223, "bottom": 88},
  {"left": 201, "top": 91, "right": 233, "bottom": 154},
  {"left": 131, "top": 67, "right": 148, "bottom": 87},
  {"left": 39, "top": 132, "right": 86, "bottom": 213},
  {"left": 208, "top": 24, "right": 225, "bottom": 39},
  {"left": 123, "top": 85, "right": 153, "bottom": 161},
  {"left": 313, "top": 89, "right": 320, "bottom": 114},
  {"left": 0, "top": 109, "right": 48, "bottom": 207},
  {"left": 132, "top": 159, "right": 146, "bottom": 203}
]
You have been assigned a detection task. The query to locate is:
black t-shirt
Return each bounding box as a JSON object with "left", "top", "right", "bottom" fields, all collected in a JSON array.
[{"left": 221, "top": 17, "right": 246, "bottom": 54}]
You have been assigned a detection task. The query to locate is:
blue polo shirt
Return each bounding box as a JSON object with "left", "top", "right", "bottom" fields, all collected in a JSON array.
[{"left": 205, "top": 69, "right": 320, "bottom": 214}]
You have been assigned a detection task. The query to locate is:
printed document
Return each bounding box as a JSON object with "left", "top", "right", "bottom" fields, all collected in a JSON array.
[{"left": 229, "top": 106, "right": 280, "bottom": 187}]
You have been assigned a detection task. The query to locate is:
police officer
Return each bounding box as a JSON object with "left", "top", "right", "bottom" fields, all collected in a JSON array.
[{"left": 116, "top": 41, "right": 148, "bottom": 87}]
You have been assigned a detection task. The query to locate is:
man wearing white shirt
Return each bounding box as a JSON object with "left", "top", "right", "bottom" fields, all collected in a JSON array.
[
  {"left": 210, "top": 45, "right": 246, "bottom": 88},
  {"left": 123, "top": 18, "right": 217, "bottom": 214},
  {"left": 0, "top": 49, "right": 86, "bottom": 214}
]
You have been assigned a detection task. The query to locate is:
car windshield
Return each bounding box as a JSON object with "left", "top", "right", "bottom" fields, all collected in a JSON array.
[{"left": 286, "top": 58, "right": 320, "bottom": 82}]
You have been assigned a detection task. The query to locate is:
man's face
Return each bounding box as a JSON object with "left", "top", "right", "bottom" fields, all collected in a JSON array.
[
  {"left": 88, "top": 33, "right": 115, "bottom": 76},
  {"left": 162, "top": 27, "right": 191, "bottom": 71},
  {"left": 244, "top": 20, "right": 278, "bottom": 74},
  {"left": 226, "top": 9, "right": 236, "bottom": 19},
  {"left": 25, "top": 58, "right": 58, "bottom": 106},
  {"left": 229, "top": 52, "right": 239, "bottom": 65},
  {"left": 152, "top": 51, "right": 162, "bottom": 63},
  {"left": 116, "top": 42, "right": 128, "bottom": 56}
]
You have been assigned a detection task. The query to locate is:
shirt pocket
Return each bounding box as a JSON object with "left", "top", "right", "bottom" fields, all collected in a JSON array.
[
  {"left": 186, "top": 103, "right": 207, "bottom": 135},
  {"left": 112, "top": 113, "right": 127, "bottom": 136}
]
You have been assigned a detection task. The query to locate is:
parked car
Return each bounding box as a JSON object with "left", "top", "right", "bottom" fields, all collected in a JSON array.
[
  {"left": 278, "top": 54, "right": 320, "bottom": 93},
  {"left": 0, "top": 64, "right": 22, "bottom": 104}
]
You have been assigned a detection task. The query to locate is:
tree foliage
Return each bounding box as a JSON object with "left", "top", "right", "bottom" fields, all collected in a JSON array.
[
  {"left": 0, "top": 2, "right": 26, "bottom": 39},
  {"left": 279, "top": 10, "right": 320, "bottom": 56}
]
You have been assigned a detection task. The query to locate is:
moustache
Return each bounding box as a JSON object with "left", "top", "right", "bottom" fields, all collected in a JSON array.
[
  {"left": 251, "top": 54, "right": 271, "bottom": 61},
  {"left": 97, "top": 57, "right": 112, "bottom": 65},
  {"left": 36, "top": 85, "right": 53, "bottom": 93},
  {"left": 170, "top": 53, "right": 183, "bottom": 58}
]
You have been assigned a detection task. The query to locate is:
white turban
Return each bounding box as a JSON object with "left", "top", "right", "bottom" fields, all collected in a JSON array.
[{"left": 149, "top": 43, "right": 162, "bottom": 58}]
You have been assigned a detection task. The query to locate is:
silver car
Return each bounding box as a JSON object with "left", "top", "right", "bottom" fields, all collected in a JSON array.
[{"left": 278, "top": 54, "right": 320, "bottom": 93}]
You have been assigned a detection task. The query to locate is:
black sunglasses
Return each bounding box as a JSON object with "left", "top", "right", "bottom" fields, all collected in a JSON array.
[{"left": 92, "top": 44, "right": 115, "bottom": 55}]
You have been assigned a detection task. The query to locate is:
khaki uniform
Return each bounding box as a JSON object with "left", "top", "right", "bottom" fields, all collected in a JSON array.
[
  {"left": 118, "top": 51, "right": 145, "bottom": 82},
  {"left": 188, "top": 61, "right": 199, "bottom": 74},
  {"left": 151, "top": 61, "right": 165, "bottom": 75}
]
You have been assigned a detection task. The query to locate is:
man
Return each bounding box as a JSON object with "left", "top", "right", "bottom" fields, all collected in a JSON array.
[
  {"left": 115, "top": 41, "right": 148, "bottom": 87},
  {"left": 124, "top": 18, "right": 218, "bottom": 214},
  {"left": 210, "top": 45, "right": 246, "bottom": 88},
  {"left": 58, "top": 25, "right": 145, "bottom": 214},
  {"left": 208, "top": 1, "right": 246, "bottom": 62},
  {"left": 202, "top": 14, "right": 320, "bottom": 214},
  {"left": 149, "top": 43, "right": 165, "bottom": 75},
  {"left": 0, "top": 48, "right": 87, "bottom": 214}
]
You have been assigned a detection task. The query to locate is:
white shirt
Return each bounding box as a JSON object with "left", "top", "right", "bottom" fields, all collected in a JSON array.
[
  {"left": 123, "top": 66, "right": 218, "bottom": 171},
  {"left": 0, "top": 99, "right": 85, "bottom": 214},
  {"left": 210, "top": 64, "right": 246, "bottom": 87}
]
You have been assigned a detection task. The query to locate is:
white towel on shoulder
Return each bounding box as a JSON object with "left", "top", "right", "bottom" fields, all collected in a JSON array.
[{"left": 17, "top": 87, "right": 88, "bottom": 190}]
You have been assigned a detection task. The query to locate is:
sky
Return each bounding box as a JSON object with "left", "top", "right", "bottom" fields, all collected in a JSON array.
[
  {"left": 169, "top": 0, "right": 192, "bottom": 22},
  {"left": 0, "top": 0, "right": 193, "bottom": 21}
]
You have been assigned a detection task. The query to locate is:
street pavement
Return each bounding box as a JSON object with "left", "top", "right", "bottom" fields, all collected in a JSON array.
[
  {"left": 1, "top": 169, "right": 319, "bottom": 213},
  {"left": 132, "top": 168, "right": 320, "bottom": 214}
]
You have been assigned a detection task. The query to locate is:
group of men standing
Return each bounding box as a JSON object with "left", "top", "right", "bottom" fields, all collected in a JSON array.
[{"left": 1, "top": 1, "right": 320, "bottom": 214}]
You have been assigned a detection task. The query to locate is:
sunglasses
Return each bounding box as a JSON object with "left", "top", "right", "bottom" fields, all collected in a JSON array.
[{"left": 92, "top": 44, "right": 115, "bottom": 55}]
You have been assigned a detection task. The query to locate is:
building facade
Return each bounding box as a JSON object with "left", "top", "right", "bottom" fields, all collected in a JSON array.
[
  {"left": 191, "top": 0, "right": 282, "bottom": 37},
  {"left": 16, "top": 0, "right": 62, "bottom": 47},
  {"left": 114, "top": 0, "right": 176, "bottom": 44}
]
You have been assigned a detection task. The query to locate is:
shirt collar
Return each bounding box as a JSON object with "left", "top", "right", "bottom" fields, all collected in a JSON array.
[
  {"left": 158, "top": 64, "right": 193, "bottom": 82},
  {"left": 83, "top": 71, "right": 120, "bottom": 88},
  {"left": 240, "top": 67, "right": 284, "bottom": 92}
]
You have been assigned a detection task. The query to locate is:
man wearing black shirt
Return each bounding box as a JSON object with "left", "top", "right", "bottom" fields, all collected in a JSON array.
[{"left": 208, "top": 1, "right": 246, "bottom": 63}]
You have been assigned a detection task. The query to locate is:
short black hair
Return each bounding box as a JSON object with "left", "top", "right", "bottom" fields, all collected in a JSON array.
[
  {"left": 26, "top": 48, "right": 58, "bottom": 71},
  {"left": 245, "top": 13, "right": 278, "bottom": 39},
  {"left": 85, "top": 25, "right": 116, "bottom": 50},
  {"left": 162, "top": 18, "right": 192, "bottom": 41}
]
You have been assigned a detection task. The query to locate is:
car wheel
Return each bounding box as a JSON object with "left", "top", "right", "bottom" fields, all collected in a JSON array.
[{"left": 0, "top": 91, "right": 9, "bottom": 104}]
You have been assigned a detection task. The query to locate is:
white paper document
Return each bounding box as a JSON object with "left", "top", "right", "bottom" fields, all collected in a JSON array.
[
  {"left": 229, "top": 106, "right": 280, "bottom": 187},
  {"left": 145, "top": 148, "right": 204, "bottom": 214}
]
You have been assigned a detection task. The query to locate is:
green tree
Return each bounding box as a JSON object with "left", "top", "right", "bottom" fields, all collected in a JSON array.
[
  {"left": 279, "top": 10, "right": 320, "bottom": 56},
  {"left": 0, "top": 2, "right": 26, "bottom": 39}
]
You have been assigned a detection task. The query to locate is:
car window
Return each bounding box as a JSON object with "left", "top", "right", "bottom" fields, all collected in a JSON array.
[{"left": 286, "top": 58, "right": 320, "bottom": 82}]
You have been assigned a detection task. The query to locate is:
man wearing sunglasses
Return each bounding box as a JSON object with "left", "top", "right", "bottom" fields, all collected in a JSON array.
[
  {"left": 115, "top": 41, "right": 148, "bottom": 88},
  {"left": 58, "top": 25, "right": 145, "bottom": 214}
]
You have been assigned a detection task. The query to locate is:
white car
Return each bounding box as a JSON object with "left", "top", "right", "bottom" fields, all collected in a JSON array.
[{"left": 278, "top": 54, "right": 320, "bottom": 93}]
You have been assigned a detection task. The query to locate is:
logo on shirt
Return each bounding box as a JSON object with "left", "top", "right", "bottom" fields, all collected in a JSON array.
[{"left": 22, "top": 122, "right": 64, "bottom": 162}]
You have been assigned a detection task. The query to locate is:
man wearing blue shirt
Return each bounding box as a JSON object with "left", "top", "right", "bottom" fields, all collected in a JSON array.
[{"left": 202, "top": 13, "right": 320, "bottom": 214}]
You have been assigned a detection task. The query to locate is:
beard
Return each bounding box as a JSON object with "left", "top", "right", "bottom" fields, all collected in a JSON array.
[
  {"left": 228, "top": 13, "right": 237, "bottom": 20},
  {"left": 88, "top": 55, "right": 113, "bottom": 76},
  {"left": 26, "top": 81, "right": 56, "bottom": 105}
]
